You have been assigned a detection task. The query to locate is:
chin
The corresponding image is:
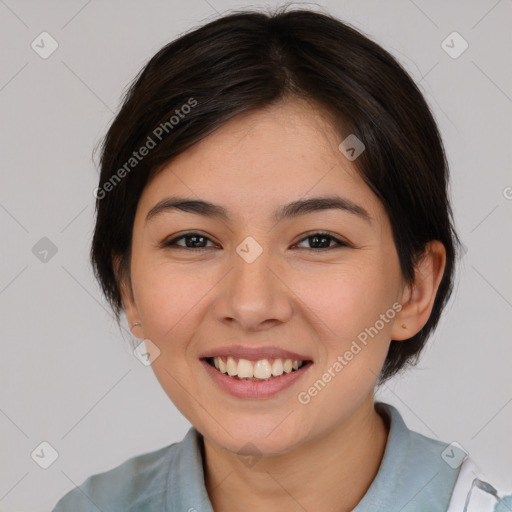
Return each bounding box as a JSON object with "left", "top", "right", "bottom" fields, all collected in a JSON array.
[{"left": 201, "top": 419, "right": 305, "bottom": 458}]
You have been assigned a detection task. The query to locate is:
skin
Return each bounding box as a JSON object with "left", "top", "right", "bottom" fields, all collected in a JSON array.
[{"left": 116, "top": 97, "right": 446, "bottom": 512}]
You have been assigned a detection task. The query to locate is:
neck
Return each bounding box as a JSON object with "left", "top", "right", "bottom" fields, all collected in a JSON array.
[{"left": 202, "top": 395, "right": 389, "bottom": 512}]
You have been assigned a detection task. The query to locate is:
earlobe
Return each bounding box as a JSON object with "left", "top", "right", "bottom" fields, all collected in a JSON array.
[{"left": 391, "top": 241, "right": 446, "bottom": 341}]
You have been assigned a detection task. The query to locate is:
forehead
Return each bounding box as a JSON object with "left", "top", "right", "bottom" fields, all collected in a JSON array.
[{"left": 137, "top": 98, "right": 382, "bottom": 224}]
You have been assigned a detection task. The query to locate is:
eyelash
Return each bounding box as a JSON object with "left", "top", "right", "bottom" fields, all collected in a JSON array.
[{"left": 162, "top": 231, "right": 350, "bottom": 252}]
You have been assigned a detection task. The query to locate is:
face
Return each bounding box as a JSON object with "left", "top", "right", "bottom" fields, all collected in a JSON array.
[{"left": 121, "top": 98, "right": 409, "bottom": 456}]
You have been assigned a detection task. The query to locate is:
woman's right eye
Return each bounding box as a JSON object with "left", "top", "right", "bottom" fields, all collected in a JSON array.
[{"left": 163, "top": 232, "right": 217, "bottom": 251}]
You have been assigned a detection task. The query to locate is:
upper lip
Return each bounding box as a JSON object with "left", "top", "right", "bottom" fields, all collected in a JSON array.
[{"left": 200, "top": 345, "right": 313, "bottom": 362}]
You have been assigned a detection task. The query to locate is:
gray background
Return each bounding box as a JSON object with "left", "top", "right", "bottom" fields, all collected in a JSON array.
[{"left": 1, "top": 0, "right": 511, "bottom": 510}]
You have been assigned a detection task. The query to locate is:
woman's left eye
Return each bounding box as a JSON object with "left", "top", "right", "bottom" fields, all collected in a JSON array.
[{"left": 162, "top": 232, "right": 349, "bottom": 251}]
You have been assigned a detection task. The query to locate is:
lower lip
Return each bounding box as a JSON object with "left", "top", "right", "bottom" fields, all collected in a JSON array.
[{"left": 200, "top": 359, "right": 313, "bottom": 399}]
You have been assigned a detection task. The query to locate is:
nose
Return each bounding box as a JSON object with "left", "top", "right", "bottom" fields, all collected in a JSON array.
[{"left": 213, "top": 240, "right": 294, "bottom": 331}]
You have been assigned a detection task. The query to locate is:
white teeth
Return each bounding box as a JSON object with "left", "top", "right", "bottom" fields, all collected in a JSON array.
[
  {"left": 226, "top": 356, "right": 238, "bottom": 376},
  {"left": 271, "top": 359, "right": 284, "bottom": 376},
  {"left": 237, "top": 359, "right": 254, "bottom": 378},
  {"left": 253, "top": 359, "right": 272, "bottom": 379},
  {"left": 210, "top": 356, "right": 306, "bottom": 380},
  {"left": 214, "top": 356, "right": 227, "bottom": 373}
]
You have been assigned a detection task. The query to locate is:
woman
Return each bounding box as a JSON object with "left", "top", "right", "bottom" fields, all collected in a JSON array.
[{"left": 52, "top": 6, "right": 510, "bottom": 511}]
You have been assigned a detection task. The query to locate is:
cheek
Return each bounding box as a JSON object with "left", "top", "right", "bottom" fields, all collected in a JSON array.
[
  {"left": 292, "top": 265, "right": 396, "bottom": 415},
  {"left": 132, "top": 263, "right": 211, "bottom": 418},
  {"left": 296, "top": 260, "right": 396, "bottom": 344},
  {"left": 132, "top": 260, "right": 210, "bottom": 350}
]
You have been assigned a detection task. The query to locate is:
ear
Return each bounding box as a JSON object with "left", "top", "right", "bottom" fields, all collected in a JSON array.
[
  {"left": 391, "top": 241, "right": 446, "bottom": 341},
  {"left": 113, "top": 254, "right": 140, "bottom": 330}
]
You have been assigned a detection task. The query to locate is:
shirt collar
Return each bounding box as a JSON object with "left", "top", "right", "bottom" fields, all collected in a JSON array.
[
  {"left": 165, "top": 425, "right": 215, "bottom": 512},
  {"left": 353, "top": 401, "right": 461, "bottom": 511}
]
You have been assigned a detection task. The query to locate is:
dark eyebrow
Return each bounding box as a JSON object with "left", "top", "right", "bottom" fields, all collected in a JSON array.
[{"left": 145, "top": 195, "right": 371, "bottom": 224}]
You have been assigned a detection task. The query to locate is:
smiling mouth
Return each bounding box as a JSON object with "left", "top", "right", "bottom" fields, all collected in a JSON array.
[{"left": 204, "top": 356, "right": 313, "bottom": 381}]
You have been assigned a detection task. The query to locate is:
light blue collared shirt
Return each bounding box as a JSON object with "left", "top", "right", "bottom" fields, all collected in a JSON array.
[{"left": 51, "top": 402, "right": 508, "bottom": 511}]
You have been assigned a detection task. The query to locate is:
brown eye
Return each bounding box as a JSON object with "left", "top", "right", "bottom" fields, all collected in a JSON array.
[
  {"left": 295, "top": 232, "right": 349, "bottom": 251},
  {"left": 163, "top": 232, "right": 217, "bottom": 251}
]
